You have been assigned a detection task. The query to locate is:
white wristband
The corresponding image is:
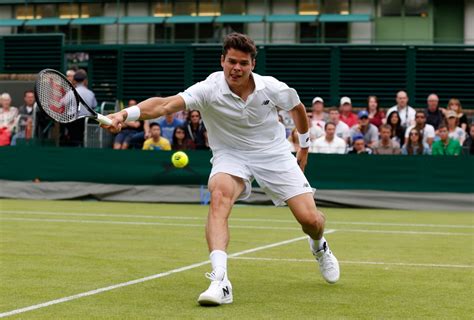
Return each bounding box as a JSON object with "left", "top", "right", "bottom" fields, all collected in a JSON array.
[
  {"left": 298, "top": 131, "right": 310, "bottom": 149},
  {"left": 124, "top": 105, "right": 140, "bottom": 122}
]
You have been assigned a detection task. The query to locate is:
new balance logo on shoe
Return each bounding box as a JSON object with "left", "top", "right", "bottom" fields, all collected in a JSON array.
[
  {"left": 222, "top": 286, "right": 230, "bottom": 297},
  {"left": 261, "top": 100, "right": 270, "bottom": 105}
]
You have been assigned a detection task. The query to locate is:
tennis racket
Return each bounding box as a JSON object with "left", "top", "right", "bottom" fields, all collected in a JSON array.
[{"left": 34, "top": 69, "right": 112, "bottom": 126}]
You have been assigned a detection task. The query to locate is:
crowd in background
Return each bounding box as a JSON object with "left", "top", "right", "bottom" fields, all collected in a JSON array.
[
  {"left": 0, "top": 75, "right": 472, "bottom": 156},
  {"left": 284, "top": 91, "right": 473, "bottom": 156}
]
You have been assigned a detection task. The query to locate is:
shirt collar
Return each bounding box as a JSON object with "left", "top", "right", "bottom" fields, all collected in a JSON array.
[{"left": 220, "top": 72, "right": 265, "bottom": 96}]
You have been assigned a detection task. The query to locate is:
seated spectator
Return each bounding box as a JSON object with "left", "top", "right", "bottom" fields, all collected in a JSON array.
[
  {"left": 348, "top": 134, "right": 372, "bottom": 154},
  {"left": 66, "top": 69, "right": 76, "bottom": 83},
  {"left": 311, "top": 97, "right": 328, "bottom": 129},
  {"left": 288, "top": 127, "right": 299, "bottom": 153},
  {"left": 387, "top": 111, "right": 405, "bottom": 146},
  {"left": 158, "top": 113, "right": 184, "bottom": 143},
  {"left": 432, "top": 124, "right": 462, "bottom": 156},
  {"left": 328, "top": 107, "right": 350, "bottom": 144},
  {"left": 113, "top": 99, "right": 143, "bottom": 149},
  {"left": 462, "top": 124, "right": 474, "bottom": 155},
  {"left": 279, "top": 109, "right": 295, "bottom": 137},
  {"left": 372, "top": 124, "right": 401, "bottom": 155},
  {"left": 172, "top": 125, "right": 195, "bottom": 151},
  {"left": 349, "top": 110, "right": 379, "bottom": 148},
  {"left": 0, "top": 93, "right": 19, "bottom": 146},
  {"left": 339, "top": 96, "right": 358, "bottom": 127},
  {"left": 401, "top": 128, "right": 431, "bottom": 155},
  {"left": 142, "top": 123, "right": 171, "bottom": 151},
  {"left": 404, "top": 110, "right": 435, "bottom": 147},
  {"left": 307, "top": 113, "right": 324, "bottom": 142},
  {"left": 446, "top": 98, "right": 469, "bottom": 133},
  {"left": 366, "top": 95, "right": 385, "bottom": 128},
  {"left": 310, "top": 122, "right": 346, "bottom": 154},
  {"left": 445, "top": 110, "right": 466, "bottom": 145},
  {"left": 425, "top": 93, "right": 443, "bottom": 131},
  {"left": 11, "top": 90, "right": 36, "bottom": 146},
  {"left": 185, "top": 110, "right": 209, "bottom": 150},
  {"left": 386, "top": 90, "right": 416, "bottom": 129}
]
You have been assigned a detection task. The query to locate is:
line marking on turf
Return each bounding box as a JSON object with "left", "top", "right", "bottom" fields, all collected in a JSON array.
[
  {"left": 0, "top": 232, "right": 333, "bottom": 318},
  {"left": 231, "top": 256, "right": 474, "bottom": 269},
  {"left": 1, "top": 217, "right": 472, "bottom": 236},
  {"left": 1, "top": 210, "right": 473, "bottom": 229}
]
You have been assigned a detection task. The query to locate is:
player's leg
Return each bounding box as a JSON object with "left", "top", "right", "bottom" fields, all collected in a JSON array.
[
  {"left": 198, "top": 172, "right": 245, "bottom": 306},
  {"left": 287, "top": 193, "right": 340, "bottom": 284}
]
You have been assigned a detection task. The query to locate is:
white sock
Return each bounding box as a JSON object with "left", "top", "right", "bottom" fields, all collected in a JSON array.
[
  {"left": 309, "top": 236, "right": 327, "bottom": 252},
  {"left": 210, "top": 250, "right": 227, "bottom": 280}
]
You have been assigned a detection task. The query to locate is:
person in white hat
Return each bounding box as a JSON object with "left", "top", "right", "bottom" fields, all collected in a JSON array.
[
  {"left": 339, "top": 96, "right": 357, "bottom": 127},
  {"left": 310, "top": 96, "right": 328, "bottom": 129}
]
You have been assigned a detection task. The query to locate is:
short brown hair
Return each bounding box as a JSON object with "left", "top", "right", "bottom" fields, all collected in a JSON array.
[{"left": 222, "top": 33, "right": 257, "bottom": 60}]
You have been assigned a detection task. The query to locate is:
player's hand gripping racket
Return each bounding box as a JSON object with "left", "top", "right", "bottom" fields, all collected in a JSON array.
[{"left": 34, "top": 69, "right": 112, "bottom": 126}]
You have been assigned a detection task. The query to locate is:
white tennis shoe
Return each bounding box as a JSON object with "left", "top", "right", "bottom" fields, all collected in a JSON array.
[
  {"left": 312, "top": 241, "right": 340, "bottom": 284},
  {"left": 197, "top": 271, "right": 233, "bottom": 306}
]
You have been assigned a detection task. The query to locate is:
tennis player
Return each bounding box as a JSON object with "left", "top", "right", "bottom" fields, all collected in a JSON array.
[{"left": 103, "top": 33, "right": 339, "bottom": 306}]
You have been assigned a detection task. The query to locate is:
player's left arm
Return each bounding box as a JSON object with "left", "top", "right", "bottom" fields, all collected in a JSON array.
[{"left": 289, "top": 103, "right": 310, "bottom": 172}]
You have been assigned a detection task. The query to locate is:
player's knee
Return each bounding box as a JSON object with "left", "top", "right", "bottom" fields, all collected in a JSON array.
[
  {"left": 301, "top": 211, "right": 325, "bottom": 231},
  {"left": 210, "top": 189, "right": 233, "bottom": 210}
]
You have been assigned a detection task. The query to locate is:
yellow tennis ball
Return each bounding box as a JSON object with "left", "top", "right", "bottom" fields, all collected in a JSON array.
[{"left": 171, "top": 151, "right": 189, "bottom": 168}]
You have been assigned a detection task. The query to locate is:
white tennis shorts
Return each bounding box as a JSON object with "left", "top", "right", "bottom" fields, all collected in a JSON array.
[{"left": 209, "top": 151, "right": 315, "bottom": 206}]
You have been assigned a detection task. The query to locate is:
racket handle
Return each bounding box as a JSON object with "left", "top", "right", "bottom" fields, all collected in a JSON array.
[{"left": 96, "top": 114, "right": 113, "bottom": 126}]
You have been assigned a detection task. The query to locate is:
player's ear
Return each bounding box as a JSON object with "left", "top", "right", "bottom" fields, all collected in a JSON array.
[
  {"left": 220, "top": 55, "right": 225, "bottom": 68},
  {"left": 251, "top": 59, "right": 256, "bottom": 71}
]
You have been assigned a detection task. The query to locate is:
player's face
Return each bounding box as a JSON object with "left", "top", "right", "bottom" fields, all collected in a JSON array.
[{"left": 221, "top": 48, "right": 255, "bottom": 88}]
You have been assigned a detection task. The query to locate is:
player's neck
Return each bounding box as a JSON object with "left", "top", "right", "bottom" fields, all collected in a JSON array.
[{"left": 228, "top": 76, "right": 255, "bottom": 101}]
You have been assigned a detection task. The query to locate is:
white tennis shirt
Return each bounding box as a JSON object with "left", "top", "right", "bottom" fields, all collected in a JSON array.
[{"left": 179, "top": 71, "right": 301, "bottom": 154}]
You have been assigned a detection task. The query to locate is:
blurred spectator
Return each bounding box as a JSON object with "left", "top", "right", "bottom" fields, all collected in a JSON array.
[
  {"left": 328, "top": 107, "right": 350, "bottom": 144},
  {"left": 0, "top": 93, "right": 19, "bottom": 146},
  {"left": 401, "top": 128, "right": 431, "bottom": 155},
  {"left": 432, "top": 124, "right": 462, "bottom": 156},
  {"left": 278, "top": 109, "right": 295, "bottom": 137},
  {"left": 174, "top": 110, "right": 188, "bottom": 122},
  {"left": 349, "top": 110, "right": 379, "bottom": 148},
  {"left": 366, "top": 95, "right": 385, "bottom": 128},
  {"left": 446, "top": 98, "right": 469, "bottom": 133},
  {"left": 18, "top": 90, "right": 35, "bottom": 117},
  {"left": 310, "top": 122, "right": 346, "bottom": 154},
  {"left": 339, "top": 96, "right": 358, "bottom": 127},
  {"left": 425, "top": 93, "right": 443, "bottom": 130},
  {"left": 404, "top": 110, "right": 435, "bottom": 147},
  {"left": 372, "top": 124, "right": 401, "bottom": 155},
  {"left": 142, "top": 123, "right": 171, "bottom": 151},
  {"left": 158, "top": 113, "right": 184, "bottom": 143},
  {"left": 462, "top": 124, "right": 474, "bottom": 155},
  {"left": 66, "top": 69, "right": 76, "bottom": 83},
  {"left": 386, "top": 91, "right": 415, "bottom": 129},
  {"left": 114, "top": 102, "right": 144, "bottom": 149},
  {"left": 288, "top": 127, "right": 299, "bottom": 153},
  {"left": 185, "top": 110, "right": 209, "bottom": 150},
  {"left": 387, "top": 111, "right": 405, "bottom": 146},
  {"left": 348, "top": 134, "right": 372, "bottom": 154},
  {"left": 445, "top": 110, "right": 466, "bottom": 145},
  {"left": 307, "top": 113, "right": 324, "bottom": 143},
  {"left": 311, "top": 97, "right": 328, "bottom": 129},
  {"left": 172, "top": 125, "right": 195, "bottom": 151},
  {"left": 63, "top": 70, "right": 97, "bottom": 146}
]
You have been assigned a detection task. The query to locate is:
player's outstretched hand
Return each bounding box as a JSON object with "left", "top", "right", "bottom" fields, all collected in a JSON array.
[
  {"left": 296, "top": 147, "right": 309, "bottom": 172},
  {"left": 100, "top": 111, "right": 126, "bottom": 134}
]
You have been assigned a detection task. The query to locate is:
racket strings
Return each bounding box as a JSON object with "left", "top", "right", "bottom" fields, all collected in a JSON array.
[{"left": 37, "top": 72, "right": 78, "bottom": 123}]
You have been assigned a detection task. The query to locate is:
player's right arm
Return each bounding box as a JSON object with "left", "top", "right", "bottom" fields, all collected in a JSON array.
[{"left": 102, "top": 95, "right": 186, "bottom": 134}]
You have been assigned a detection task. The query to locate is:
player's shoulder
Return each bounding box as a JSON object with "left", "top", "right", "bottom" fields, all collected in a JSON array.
[
  {"left": 256, "top": 73, "right": 286, "bottom": 88},
  {"left": 203, "top": 71, "right": 224, "bottom": 84}
]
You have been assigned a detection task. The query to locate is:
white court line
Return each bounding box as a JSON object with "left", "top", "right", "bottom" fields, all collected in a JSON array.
[
  {"left": 1, "top": 217, "right": 472, "bottom": 236},
  {"left": 231, "top": 256, "right": 474, "bottom": 269},
  {"left": 1, "top": 210, "right": 473, "bottom": 229},
  {"left": 0, "top": 232, "right": 333, "bottom": 318}
]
